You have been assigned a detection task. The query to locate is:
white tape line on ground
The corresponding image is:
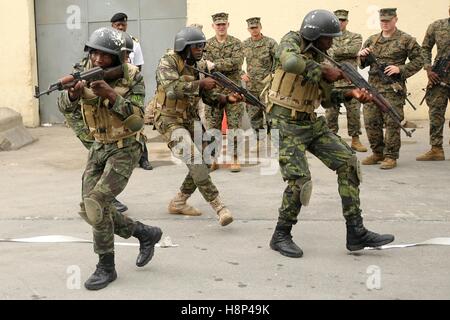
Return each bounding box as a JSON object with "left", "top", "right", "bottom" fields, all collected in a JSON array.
[{"left": 364, "top": 237, "right": 450, "bottom": 250}]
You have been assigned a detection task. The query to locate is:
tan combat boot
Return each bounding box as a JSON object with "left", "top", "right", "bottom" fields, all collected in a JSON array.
[
  {"left": 230, "top": 156, "right": 241, "bottom": 172},
  {"left": 379, "top": 157, "right": 397, "bottom": 170},
  {"left": 362, "top": 153, "right": 384, "bottom": 165},
  {"left": 351, "top": 136, "right": 368, "bottom": 152},
  {"left": 168, "top": 192, "right": 202, "bottom": 216},
  {"left": 209, "top": 196, "right": 233, "bottom": 226},
  {"left": 416, "top": 146, "right": 445, "bottom": 161}
]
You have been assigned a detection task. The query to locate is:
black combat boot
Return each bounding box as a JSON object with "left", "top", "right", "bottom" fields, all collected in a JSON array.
[
  {"left": 270, "top": 225, "right": 303, "bottom": 258},
  {"left": 346, "top": 216, "right": 394, "bottom": 251},
  {"left": 84, "top": 252, "right": 117, "bottom": 290},
  {"left": 133, "top": 222, "right": 163, "bottom": 267},
  {"left": 112, "top": 198, "right": 128, "bottom": 213}
]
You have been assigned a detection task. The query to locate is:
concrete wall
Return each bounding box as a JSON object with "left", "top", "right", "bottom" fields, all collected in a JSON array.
[
  {"left": 187, "top": 0, "right": 450, "bottom": 120},
  {"left": 0, "top": 0, "right": 39, "bottom": 127}
]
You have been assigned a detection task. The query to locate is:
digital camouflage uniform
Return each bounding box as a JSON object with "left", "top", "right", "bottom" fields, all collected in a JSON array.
[
  {"left": 154, "top": 50, "right": 223, "bottom": 202},
  {"left": 422, "top": 17, "right": 450, "bottom": 147},
  {"left": 268, "top": 31, "right": 363, "bottom": 225},
  {"left": 58, "top": 62, "right": 146, "bottom": 255},
  {"left": 243, "top": 24, "right": 278, "bottom": 130},
  {"left": 360, "top": 29, "right": 423, "bottom": 160},
  {"left": 203, "top": 32, "right": 244, "bottom": 155},
  {"left": 326, "top": 29, "right": 363, "bottom": 137}
]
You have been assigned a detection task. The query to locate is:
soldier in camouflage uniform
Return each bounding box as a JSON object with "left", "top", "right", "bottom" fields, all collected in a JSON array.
[
  {"left": 267, "top": 10, "right": 394, "bottom": 258},
  {"left": 242, "top": 17, "right": 278, "bottom": 134},
  {"left": 204, "top": 12, "right": 244, "bottom": 172},
  {"left": 325, "top": 10, "right": 367, "bottom": 153},
  {"left": 58, "top": 27, "right": 162, "bottom": 290},
  {"left": 359, "top": 8, "right": 423, "bottom": 169},
  {"left": 154, "top": 27, "right": 244, "bottom": 226},
  {"left": 416, "top": 7, "right": 450, "bottom": 161}
]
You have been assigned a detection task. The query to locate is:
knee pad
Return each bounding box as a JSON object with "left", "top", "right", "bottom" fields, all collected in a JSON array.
[
  {"left": 337, "top": 155, "right": 362, "bottom": 185},
  {"left": 84, "top": 197, "right": 104, "bottom": 225},
  {"left": 78, "top": 202, "right": 92, "bottom": 225},
  {"left": 289, "top": 178, "right": 313, "bottom": 206}
]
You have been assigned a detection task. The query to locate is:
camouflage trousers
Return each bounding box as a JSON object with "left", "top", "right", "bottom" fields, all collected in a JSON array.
[
  {"left": 204, "top": 102, "right": 243, "bottom": 156},
  {"left": 268, "top": 105, "right": 362, "bottom": 225},
  {"left": 325, "top": 98, "right": 362, "bottom": 137},
  {"left": 155, "top": 113, "right": 219, "bottom": 202},
  {"left": 81, "top": 139, "right": 142, "bottom": 254},
  {"left": 246, "top": 90, "right": 265, "bottom": 131},
  {"left": 425, "top": 85, "right": 449, "bottom": 147},
  {"left": 363, "top": 92, "right": 405, "bottom": 159}
]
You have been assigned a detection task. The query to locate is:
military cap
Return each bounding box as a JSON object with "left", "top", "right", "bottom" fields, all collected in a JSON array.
[
  {"left": 246, "top": 17, "right": 261, "bottom": 27},
  {"left": 189, "top": 23, "right": 203, "bottom": 30},
  {"left": 379, "top": 8, "right": 397, "bottom": 21},
  {"left": 111, "top": 12, "right": 128, "bottom": 23},
  {"left": 334, "top": 9, "right": 349, "bottom": 20},
  {"left": 212, "top": 12, "right": 229, "bottom": 24}
]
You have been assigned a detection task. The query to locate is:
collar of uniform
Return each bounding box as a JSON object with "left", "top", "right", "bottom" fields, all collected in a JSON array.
[
  {"left": 381, "top": 28, "right": 401, "bottom": 41},
  {"left": 210, "top": 35, "right": 234, "bottom": 46}
]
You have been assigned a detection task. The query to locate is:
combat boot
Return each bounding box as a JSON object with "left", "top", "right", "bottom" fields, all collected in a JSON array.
[
  {"left": 168, "top": 192, "right": 202, "bottom": 216},
  {"left": 133, "top": 221, "right": 163, "bottom": 267},
  {"left": 416, "top": 146, "right": 445, "bottom": 161},
  {"left": 84, "top": 252, "right": 117, "bottom": 290},
  {"left": 379, "top": 157, "right": 397, "bottom": 170},
  {"left": 351, "top": 136, "right": 368, "bottom": 152},
  {"left": 209, "top": 196, "right": 233, "bottom": 226},
  {"left": 346, "top": 215, "right": 394, "bottom": 251},
  {"left": 230, "top": 156, "right": 241, "bottom": 172},
  {"left": 269, "top": 225, "right": 303, "bottom": 258},
  {"left": 112, "top": 198, "right": 128, "bottom": 213},
  {"left": 361, "top": 153, "right": 384, "bottom": 165}
]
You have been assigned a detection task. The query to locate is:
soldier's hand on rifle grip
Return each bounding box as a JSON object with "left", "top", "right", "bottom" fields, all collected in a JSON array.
[
  {"left": 90, "top": 80, "right": 117, "bottom": 102},
  {"left": 358, "top": 47, "right": 371, "bottom": 57},
  {"left": 384, "top": 65, "right": 400, "bottom": 77},
  {"left": 199, "top": 77, "right": 216, "bottom": 90},
  {"left": 426, "top": 69, "right": 441, "bottom": 85},
  {"left": 227, "top": 93, "right": 245, "bottom": 104},
  {"left": 68, "top": 80, "right": 85, "bottom": 101},
  {"left": 348, "top": 88, "right": 373, "bottom": 103},
  {"left": 322, "top": 66, "right": 344, "bottom": 83}
]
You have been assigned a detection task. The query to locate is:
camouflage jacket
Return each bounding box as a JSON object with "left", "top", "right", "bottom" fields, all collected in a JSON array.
[
  {"left": 328, "top": 29, "right": 362, "bottom": 88},
  {"left": 242, "top": 35, "right": 278, "bottom": 94},
  {"left": 360, "top": 29, "right": 423, "bottom": 93},
  {"left": 155, "top": 50, "right": 222, "bottom": 120},
  {"left": 273, "top": 31, "right": 350, "bottom": 108},
  {"left": 204, "top": 35, "right": 243, "bottom": 83},
  {"left": 422, "top": 18, "right": 450, "bottom": 73},
  {"left": 58, "top": 61, "right": 146, "bottom": 147}
]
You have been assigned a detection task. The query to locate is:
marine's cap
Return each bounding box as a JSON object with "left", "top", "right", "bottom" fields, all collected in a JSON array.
[
  {"left": 334, "top": 9, "right": 349, "bottom": 20},
  {"left": 189, "top": 23, "right": 203, "bottom": 30},
  {"left": 111, "top": 12, "right": 128, "bottom": 23},
  {"left": 379, "top": 8, "right": 397, "bottom": 21},
  {"left": 246, "top": 17, "right": 261, "bottom": 27},
  {"left": 212, "top": 12, "right": 229, "bottom": 24}
]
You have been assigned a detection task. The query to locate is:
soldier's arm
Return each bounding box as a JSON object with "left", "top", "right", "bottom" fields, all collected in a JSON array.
[
  {"left": 358, "top": 37, "right": 373, "bottom": 69},
  {"left": 57, "top": 91, "right": 81, "bottom": 114},
  {"left": 277, "top": 33, "right": 309, "bottom": 75},
  {"left": 212, "top": 39, "right": 244, "bottom": 73},
  {"left": 156, "top": 55, "right": 201, "bottom": 98},
  {"left": 399, "top": 38, "right": 424, "bottom": 79},
  {"left": 270, "top": 39, "right": 279, "bottom": 71},
  {"left": 332, "top": 33, "right": 363, "bottom": 60},
  {"left": 110, "top": 71, "right": 146, "bottom": 119},
  {"left": 421, "top": 22, "right": 436, "bottom": 70}
]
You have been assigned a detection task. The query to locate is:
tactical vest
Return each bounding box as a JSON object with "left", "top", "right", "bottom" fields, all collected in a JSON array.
[
  {"left": 156, "top": 51, "right": 194, "bottom": 119},
  {"left": 81, "top": 63, "right": 143, "bottom": 146},
  {"left": 267, "top": 68, "right": 322, "bottom": 117}
]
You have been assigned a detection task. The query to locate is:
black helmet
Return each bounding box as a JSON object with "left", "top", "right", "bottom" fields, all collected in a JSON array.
[
  {"left": 84, "top": 27, "right": 127, "bottom": 62},
  {"left": 123, "top": 32, "right": 134, "bottom": 53},
  {"left": 300, "top": 10, "right": 341, "bottom": 41},
  {"left": 174, "top": 27, "right": 206, "bottom": 52}
]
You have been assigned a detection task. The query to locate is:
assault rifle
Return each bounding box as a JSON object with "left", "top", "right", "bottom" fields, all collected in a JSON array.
[
  {"left": 420, "top": 55, "right": 450, "bottom": 105},
  {"left": 305, "top": 43, "right": 415, "bottom": 137},
  {"left": 187, "top": 65, "right": 271, "bottom": 132},
  {"left": 34, "top": 65, "right": 124, "bottom": 98},
  {"left": 365, "top": 53, "right": 417, "bottom": 111}
]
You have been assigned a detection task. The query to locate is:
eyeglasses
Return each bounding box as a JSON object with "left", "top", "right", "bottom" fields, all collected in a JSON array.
[{"left": 191, "top": 43, "right": 206, "bottom": 49}]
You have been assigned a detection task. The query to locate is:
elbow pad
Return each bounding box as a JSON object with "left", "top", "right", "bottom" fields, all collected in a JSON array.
[{"left": 280, "top": 52, "right": 306, "bottom": 75}]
